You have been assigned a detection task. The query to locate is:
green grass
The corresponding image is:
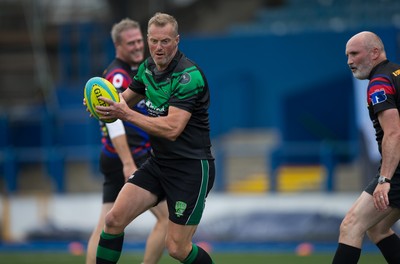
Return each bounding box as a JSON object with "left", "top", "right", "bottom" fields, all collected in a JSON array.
[{"left": 0, "top": 252, "right": 386, "bottom": 264}]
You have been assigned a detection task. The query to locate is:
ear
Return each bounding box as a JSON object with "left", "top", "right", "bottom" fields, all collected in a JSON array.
[{"left": 371, "top": 47, "right": 380, "bottom": 60}]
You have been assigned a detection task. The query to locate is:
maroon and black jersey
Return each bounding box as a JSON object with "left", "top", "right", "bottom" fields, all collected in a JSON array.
[
  {"left": 367, "top": 60, "right": 400, "bottom": 171},
  {"left": 101, "top": 58, "right": 150, "bottom": 159}
]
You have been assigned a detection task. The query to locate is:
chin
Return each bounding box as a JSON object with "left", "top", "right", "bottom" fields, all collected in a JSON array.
[{"left": 352, "top": 71, "right": 366, "bottom": 80}]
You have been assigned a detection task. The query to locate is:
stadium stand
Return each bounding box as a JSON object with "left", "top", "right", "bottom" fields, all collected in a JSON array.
[
  {"left": 1, "top": 0, "right": 400, "bottom": 194},
  {"left": 230, "top": 0, "right": 400, "bottom": 35}
]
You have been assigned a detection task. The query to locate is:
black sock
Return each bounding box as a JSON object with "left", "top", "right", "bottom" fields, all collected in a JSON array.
[
  {"left": 332, "top": 243, "right": 361, "bottom": 264},
  {"left": 96, "top": 230, "right": 124, "bottom": 264},
  {"left": 376, "top": 233, "right": 400, "bottom": 264},
  {"left": 181, "top": 244, "right": 214, "bottom": 264}
]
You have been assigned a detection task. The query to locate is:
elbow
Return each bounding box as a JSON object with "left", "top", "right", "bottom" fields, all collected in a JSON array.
[
  {"left": 166, "top": 136, "right": 178, "bottom": 142},
  {"left": 163, "top": 128, "right": 183, "bottom": 141},
  {"left": 390, "top": 129, "right": 400, "bottom": 139},
  {"left": 164, "top": 132, "right": 179, "bottom": 141},
  {"left": 386, "top": 130, "right": 400, "bottom": 143}
]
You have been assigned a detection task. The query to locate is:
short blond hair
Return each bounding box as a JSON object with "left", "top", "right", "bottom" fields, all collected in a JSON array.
[
  {"left": 147, "top": 12, "right": 178, "bottom": 36},
  {"left": 111, "top": 18, "right": 141, "bottom": 44}
]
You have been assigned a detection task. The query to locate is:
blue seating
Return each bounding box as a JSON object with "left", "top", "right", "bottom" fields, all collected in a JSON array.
[{"left": 231, "top": 0, "right": 400, "bottom": 35}]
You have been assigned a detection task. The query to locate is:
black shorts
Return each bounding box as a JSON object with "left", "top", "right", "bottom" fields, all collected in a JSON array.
[
  {"left": 128, "top": 156, "right": 215, "bottom": 225},
  {"left": 364, "top": 173, "right": 400, "bottom": 209},
  {"left": 100, "top": 152, "right": 150, "bottom": 203}
]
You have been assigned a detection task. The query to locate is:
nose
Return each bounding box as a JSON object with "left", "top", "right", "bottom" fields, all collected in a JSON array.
[
  {"left": 347, "top": 56, "right": 353, "bottom": 66},
  {"left": 155, "top": 42, "right": 163, "bottom": 50},
  {"left": 347, "top": 59, "right": 353, "bottom": 67}
]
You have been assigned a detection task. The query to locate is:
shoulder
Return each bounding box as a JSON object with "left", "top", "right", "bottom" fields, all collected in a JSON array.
[
  {"left": 175, "top": 52, "right": 198, "bottom": 71},
  {"left": 104, "top": 59, "right": 133, "bottom": 89},
  {"left": 175, "top": 53, "right": 206, "bottom": 82}
]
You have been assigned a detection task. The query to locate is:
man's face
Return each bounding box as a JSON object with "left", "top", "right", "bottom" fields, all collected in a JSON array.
[
  {"left": 116, "top": 28, "right": 144, "bottom": 66},
  {"left": 147, "top": 23, "right": 179, "bottom": 71},
  {"left": 345, "top": 37, "right": 374, "bottom": 80}
]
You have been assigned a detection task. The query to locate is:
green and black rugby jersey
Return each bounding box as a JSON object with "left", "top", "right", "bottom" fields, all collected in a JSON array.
[{"left": 129, "top": 50, "right": 214, "bottom": 160}]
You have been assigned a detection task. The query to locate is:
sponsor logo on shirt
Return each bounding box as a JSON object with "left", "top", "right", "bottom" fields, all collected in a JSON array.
[{"left": 393, "top": 69, "right": 400, "bottom": 77}]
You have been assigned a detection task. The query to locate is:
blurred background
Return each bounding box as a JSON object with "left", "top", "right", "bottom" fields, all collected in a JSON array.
[{"left": 1, "top": 0, "right": 400, "bottom": 254}]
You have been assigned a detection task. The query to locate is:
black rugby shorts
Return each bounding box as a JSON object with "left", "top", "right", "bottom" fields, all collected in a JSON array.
[{"left": 128, "top": 156, "right": 215, "bottom": 225}]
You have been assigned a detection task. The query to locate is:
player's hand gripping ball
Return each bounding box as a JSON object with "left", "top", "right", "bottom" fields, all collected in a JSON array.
[{"left": 84, "top": 77, "right": 120, "bottom": 123}]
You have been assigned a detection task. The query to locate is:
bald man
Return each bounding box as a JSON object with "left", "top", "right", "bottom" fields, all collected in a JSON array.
[{"left": 332, "top": 31, "right": 400, "bottom": 263}]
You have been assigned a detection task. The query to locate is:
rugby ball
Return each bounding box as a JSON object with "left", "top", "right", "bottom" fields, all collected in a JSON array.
[{"left": 84, "top": 76, "right": 120, "bottom": 123}]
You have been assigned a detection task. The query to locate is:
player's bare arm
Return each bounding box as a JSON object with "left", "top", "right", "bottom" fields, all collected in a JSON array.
[
  {"left": 134, "top": 106, "right": 191, "bottom": 141},
  {"left": 378, "top": 108, "right": 400, "bottom": 181},
  {"left": 96, "top": 95, "right": 191, "bottom": 141},
  {"left": 121, "top": 88, "right": 144, "bottom": 108},
  {"left": 373, "top": 108, "right": 400, "bottom": 210},
  {"left": 110, "top": 134, "right": 137, "bottom": 180}
]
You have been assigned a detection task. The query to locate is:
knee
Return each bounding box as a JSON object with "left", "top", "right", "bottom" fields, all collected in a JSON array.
[
  {"left": 339, "top": 214, "right": 357, "bottom": 236},
  {"left": 165, "top": 237, "right": 190, "bottom": 261},
  {"left": 366, "top": 229, "right": 378, "bottom": 243},
  {"left": 104, "top": 211, "right": 124, "bottom": 232},
  {"left": 367, "top": 226, "right": 393, "bottom": 244}
]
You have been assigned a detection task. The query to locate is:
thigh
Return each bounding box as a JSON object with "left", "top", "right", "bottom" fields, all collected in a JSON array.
[
  {"left": 371, "top": 208, "right": 400, "bottom": 232},
  {"left": 168, "top": 220, "right": 197, "bottom": 243},
  {"left": 346, "top": 191, "right": 394, "bottom": 231},
  {"left": 368, "top": 208, "right": 400, "bottom": 243},
  {"left": 161, "top": 159, "right": 215, "bottom": 225},
  {"left": 150, "top": 200, "right": 169, "bottom": 220},
  {"left": 107, "top": 183, "right": 158, "bottom": 232}
]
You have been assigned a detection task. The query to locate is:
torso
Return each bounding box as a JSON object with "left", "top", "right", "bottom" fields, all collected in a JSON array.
[{"left": 130, "top": 51, "right": 214, "bottom": 160}]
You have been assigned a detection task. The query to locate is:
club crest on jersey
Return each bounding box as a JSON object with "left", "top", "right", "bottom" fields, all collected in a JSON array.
[
  {"left": 112, "top": 73, "right": 124, "bottom": 88},
  {"left": 371, "top": 90, "right": 387, "bottom": 105},
  {"left": 179, "top": 73, "right": 191, "bottom": 84},
  {"left": 175, "top": 201, "right": 187, "bottom": 217}
]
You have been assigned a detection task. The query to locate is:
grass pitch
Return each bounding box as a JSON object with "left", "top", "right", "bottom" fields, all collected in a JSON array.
[{"left": 0, "top": 252, "right": 385, "bottom": 263}]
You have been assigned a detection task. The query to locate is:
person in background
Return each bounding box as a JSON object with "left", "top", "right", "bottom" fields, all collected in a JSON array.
[
  {"left": 86, "top": 18, "right": 168, "bottom": 264},
  {"left": 332, "top": 31, "right": 400, "bottom": 263},
  {"left": 94, "top": 12, "right": 216, "bottom": 264}
]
